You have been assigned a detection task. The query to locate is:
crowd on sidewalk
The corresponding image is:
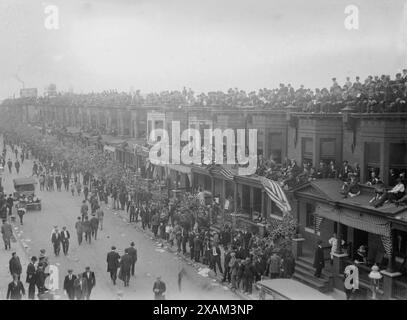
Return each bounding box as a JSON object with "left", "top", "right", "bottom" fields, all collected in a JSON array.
[{"left": 0, "top": 126, "right": 298, "bottom": 299}]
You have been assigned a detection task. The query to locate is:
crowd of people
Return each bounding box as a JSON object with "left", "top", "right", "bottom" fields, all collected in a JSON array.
[
  {"left": 2, "top": 71, "right": 407, "bottom": 112},
  {"left": 0, "top": 124, "right": 300, "bottom": 299},
  {"left": 0, "top": 133, "right": 163, "bottom": 299},
  {"left": 256, "top": 154, "right": 407, "bottom": 209}
]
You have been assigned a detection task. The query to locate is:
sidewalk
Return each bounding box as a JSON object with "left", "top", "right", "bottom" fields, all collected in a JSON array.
[{"left": 0, "top": 219, "right": 31, "bottom": 299}]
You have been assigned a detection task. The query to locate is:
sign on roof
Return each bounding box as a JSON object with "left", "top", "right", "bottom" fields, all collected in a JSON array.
[{"left": 20, "top": 88, "right": 38, "bottom": 98}]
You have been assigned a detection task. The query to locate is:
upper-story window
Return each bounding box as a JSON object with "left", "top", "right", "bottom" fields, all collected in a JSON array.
[
  {"left": 320, "top": 138, "right": 336, "bottom": 164},
  {"left": 365, "top": 142, "right": 381, "bottom": 181},
  {"left": 268, "top": 132, "right": 282, "bottom": 163},
  {"left": 389, "top": 142, "right": 407, "bottom": 185},
  {"left": 302, "top": 137, "right": 313, "bottom": 167}
]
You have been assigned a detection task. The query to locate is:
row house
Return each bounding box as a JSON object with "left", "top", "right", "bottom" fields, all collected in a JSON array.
[{"left": 16, "top": 100, "right": 407, "bottom": 299}]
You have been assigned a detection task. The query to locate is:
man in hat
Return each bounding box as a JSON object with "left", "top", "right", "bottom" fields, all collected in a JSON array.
[
  {"left": 313, "top": 239, "right": 325, "bottom": 278},
  {"left": 96, "top": 205, "right": 104, "bottom": 230},
  {"left": 229, "top": 253, "right": 239, "bottom": 289},
  {"left": 355, "top": 245, "right": 367, "bottom": 264},
  {"left": 339, "top": 160, "right": 353, "bottom": 181},
  {"left": 83, "top": 216, "right": 92, "bottom": 244},
  {"left": 7, "top": 273, "right": 25, "bottom": 300},
  {"left": 90, "top": 213, "right": 99, "bottom": 240},
  {"left": 80, "top": 200, "right": 88, "bottom": 222},
  {"left": 35, "top": 264, "right": 50, "bottom": 295},
  {"left": 7, "top": 158, "right": 12, "bottom": 173},
  {"left": 9, "top": 252, "right": 22, "bottom": 280},
  {"left": 38, "top": 249, "right": 49, "bottom": 269},
  {"left": 106, "top": 246, "right": 120, "bottom": 285},
  {"left": 60, "top": 226, "right": 70, "bottom": 256},
  {"left": 1, "top": 219, "right": 13, "bottom": 250},
  {"left": 63, "top": 269, "right": 77, "bottom": 300},
  {"left": 82, "top": 267, "right": 96, "bottom": 300},
  {"left": 119, "top": 248, "right": 132, "bottom": 287},
  {"left": 153, "top": 276, "right": 166, "bottom": 300},
  {"left": 75, "top": 216, "right": 83, "bottom": 245},
  {"left": 51, "top": 226, "right": 62, "bottom": 256},
  {"left": 126, "top": 242, "right": 138, "bottom": 276},
  {"left": 6, "top": 194, "right": 14, "bottom": 216},
  {"left": 73, "top": 273, "right": 85, "bottom": 300},
  {"left": 242, "top": 257, "right": 256, "bottom": 295},
  {"left": 26, "top": 256, "right": 37, "bottom": 299},
  {"left": 14, "top": 159, "right": 20, "bottom": 174},
  {"left": 402, "top": 69, "right": 407, "bottom": 83},
  {"left": 268, "top": 251, "right": 282, "bottom": 279}
]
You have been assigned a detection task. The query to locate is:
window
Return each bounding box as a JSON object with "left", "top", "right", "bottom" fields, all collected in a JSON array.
[
  {"left": 147, "top": 120, "right": 152, "bottom": 139},
  {"left": 302, "top": 138, "right": 313, "bottom": 167},
  {"left": 305, "top": 203, "right": 315, "bottom": 229},
  {"left": 390, "top": 143, "right": 407, "bottom": 169},
  {"left": 270, "top": 201, "right": 283, "bottom": 218},
  {"left": 320, "top": 138, "right": 336, "bottom": 164},
  {"left": 257, "top": 130, "right": 264, "bottom": 156},
  {"left": 268, "top": 132, "right": 282, "bottom": 163},
  {"left": 365, "top": 142, "right": 381, "bottom": 180}
]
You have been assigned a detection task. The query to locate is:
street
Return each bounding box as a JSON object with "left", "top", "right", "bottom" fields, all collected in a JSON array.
[{"left": 0, "top": 137, "right": 239, "bottom": 300}]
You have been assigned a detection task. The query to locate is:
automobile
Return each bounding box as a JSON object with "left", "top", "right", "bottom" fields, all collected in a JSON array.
[{"left": 13, "top": 177, "right": 42, "bottom": 211}]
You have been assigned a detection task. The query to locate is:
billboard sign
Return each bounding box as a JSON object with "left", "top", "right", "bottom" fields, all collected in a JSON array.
[{"left": 20, "top": 88, "right": 38, "bottom": 98}]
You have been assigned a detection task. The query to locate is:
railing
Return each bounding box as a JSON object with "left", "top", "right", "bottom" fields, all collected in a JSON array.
[{"left": 393, "top": 279, "right": 407, "bottom": 300}]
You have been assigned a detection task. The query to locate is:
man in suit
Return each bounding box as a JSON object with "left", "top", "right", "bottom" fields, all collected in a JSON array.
[
  {"left": 51, "top": 226, "right": 62, "bottom": 256},
  {"left": 119, "top": 249, "right": 132, "bottom": 287},
  {"left": 90, "top": 214, "right": 99, "bottom": 240},
  {"left": 63, "top": 269, "right": 77, "bottom": 300},
  {"left": 82, "top": 266, "right": 96, "bottom": 300},
  {"left": 211, "top": 244, "right": 223, "bottom": 275},
  {"left": 35, "top": 264, "right": 50, "bottom": 295},
  {"left": 60, "top": 226, "right": 70, "bottom": 256},
  {"left": 242, "top": 229, "right": 252, "bottom": 250},
  {"left": 339, "top": 161, "right": 353, "bottom": 181},
  {"left": 75, "top": 217, "right": 83, "bottom": 245},
  {"left": 80, "top": 200, "right": 88, "bottom": 221},
  {"left": 73, "top": 273, "right": 86, "bottom": 300},
  {"left": 7, "top": 274, "right": 25, "bottom": 300},
  {"left": 106, "top": 246, "right": 120, "bottom": 285},
  {"left": 83, "top": 216, "right": 92, "bottom": 244},
  {"left": 26, "top": 256, "right": 37, "bottom": 299},
  {"left": 126, "top": 242, "right": 138, "bottom": 276},
  {"left": 313, "top": 240, "right": 325, "bottom": 278},
  {"left": 96, "top": 206, "right": 104, "bottom": 230},
  {"left": 1, "top": 219, "right": 13, "bottom": 250},
  {"left": 9, "top": 252, "right": 22, "bottom": 280}
]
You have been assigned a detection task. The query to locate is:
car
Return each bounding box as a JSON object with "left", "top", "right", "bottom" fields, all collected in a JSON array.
[{"left": 13, "top": 177, "right": 42, "bottom": 211}]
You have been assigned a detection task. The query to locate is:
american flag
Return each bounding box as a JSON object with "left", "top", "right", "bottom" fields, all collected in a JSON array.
[
  {"left": 208, "top": 164, "right": 235, "bottom": 181},
  {"left": 260, "top": 177, "right": 292, "bottom": 213}
]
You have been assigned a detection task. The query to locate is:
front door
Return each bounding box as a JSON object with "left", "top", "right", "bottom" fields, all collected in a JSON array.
[{"left": 352, "top": 229, "right": 368, "bottom": 260}]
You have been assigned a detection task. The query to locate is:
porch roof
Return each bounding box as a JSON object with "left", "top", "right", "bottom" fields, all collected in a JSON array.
[{"left": 294, "top": 179, "right": 407, "bottom": 217}]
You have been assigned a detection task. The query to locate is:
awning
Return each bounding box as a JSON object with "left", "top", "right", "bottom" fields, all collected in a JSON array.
[
  {"left": 167, "top": 164, "right": 192, "bottom": 175},
  {"left": 315, "top": 203, "right": 391, "bottom": 237},
  {"left": 103, "top": 145, "right": 115, "bottom": 153}
]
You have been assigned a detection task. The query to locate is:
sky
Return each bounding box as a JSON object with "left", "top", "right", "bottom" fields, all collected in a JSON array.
[{"left": 0, "top": 0, "right": 407, "bottom": 98}]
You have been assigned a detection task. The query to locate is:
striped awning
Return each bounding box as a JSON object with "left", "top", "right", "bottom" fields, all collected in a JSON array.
[
  {"left": 315, "top": 203, "right": 390, "bottom": 237},
  {"left": 315, "top": 203, "right": 393, "bottom": 256}
]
